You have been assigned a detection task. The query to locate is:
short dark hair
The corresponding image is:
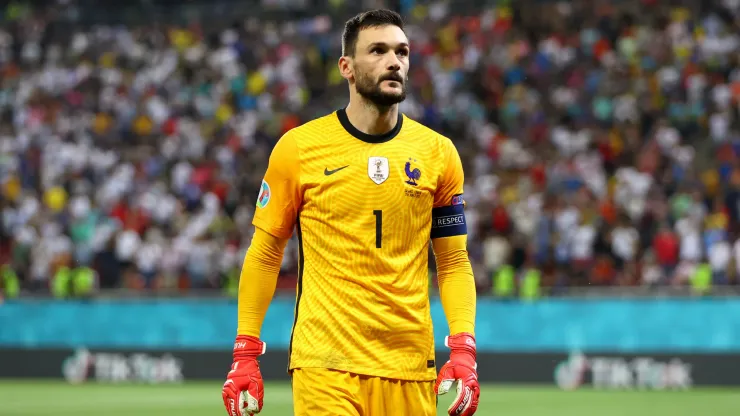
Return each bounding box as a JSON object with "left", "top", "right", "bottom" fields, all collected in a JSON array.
[{"left": 342, "top": 9, "right": 405, "bottom": 57}]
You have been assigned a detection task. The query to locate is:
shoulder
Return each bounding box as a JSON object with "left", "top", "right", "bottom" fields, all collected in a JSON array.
[
  {"left": 284, "top": 112, "right": 342, "bottom": 144},
  {"left": 401, "top": 115, "right": 456, "bottom": 152},
  {"left": 271, "top": 112, "right": 340, "bottom": 160}
]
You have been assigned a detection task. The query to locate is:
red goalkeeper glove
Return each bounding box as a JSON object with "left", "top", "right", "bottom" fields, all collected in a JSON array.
[
  {"left": 435, "top": 333, "right": 480, "bottom": 416},
  {"left": 222, "top": 335, "right": 266, "bottom": 416}
]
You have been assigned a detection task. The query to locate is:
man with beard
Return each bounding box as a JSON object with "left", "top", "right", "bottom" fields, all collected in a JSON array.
[{"left": 222, "top": 9, "right": 479, "bottom": 416}]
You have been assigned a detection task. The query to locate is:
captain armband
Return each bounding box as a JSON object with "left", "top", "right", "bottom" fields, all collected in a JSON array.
[{"left": 430, "top": 194, "right": 467, "bottom": 239}]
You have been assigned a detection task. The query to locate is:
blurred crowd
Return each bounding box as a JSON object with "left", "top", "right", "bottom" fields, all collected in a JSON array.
[{"left": 2, "top": 0, "right": 740, "bottom": 297}]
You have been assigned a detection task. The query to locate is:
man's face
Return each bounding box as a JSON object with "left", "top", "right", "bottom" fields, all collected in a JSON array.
[{"left": 350, "top": 25, "right": 409, "bottom": 107}]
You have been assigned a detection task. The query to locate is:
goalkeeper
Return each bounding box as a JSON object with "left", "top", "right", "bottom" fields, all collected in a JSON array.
[{"left": 222, "top": 9, "right": 479, "bottom": 416}]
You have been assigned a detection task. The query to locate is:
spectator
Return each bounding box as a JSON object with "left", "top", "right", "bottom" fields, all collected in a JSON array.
[
  {"left": 708, "top": 238, "right": 731, "bottom": 285},
  {"left": 571, "top": 215, "right": 597, "bottom": 269},
  {"left": 641, "top": 251, "right": 665, "bottom": 287},
  {"left": 482, "top": 230, "right": 510, "bottom": 280},
  {"left": 2, "top": 0, "right": 740, "bottom": 295},
  {"left": 653, "top": 223, "right": 680, "bottom": 272},
  {"left": 676, "top": 214, "right": 703, "bottom": 264},
  {"left": 610, "top": 215, "right": 640, "bottom": 267}
]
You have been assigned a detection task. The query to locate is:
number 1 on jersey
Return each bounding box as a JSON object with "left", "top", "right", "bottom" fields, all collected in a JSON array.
[{"left": 373, "top": 210, "right": 382, "bottom": 248}]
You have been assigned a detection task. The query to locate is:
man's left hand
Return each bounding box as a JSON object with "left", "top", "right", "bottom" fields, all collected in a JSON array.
[{"left": 434, "top": 333, "right": 480, "bottom": 416}]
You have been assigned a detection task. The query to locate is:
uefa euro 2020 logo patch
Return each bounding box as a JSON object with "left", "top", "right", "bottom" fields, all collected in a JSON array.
[{"left": 256, "top": 180, "right": 270, "bottom": 209}]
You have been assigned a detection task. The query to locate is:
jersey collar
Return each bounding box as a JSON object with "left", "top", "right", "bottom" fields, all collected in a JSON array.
[{"left": 336, "top": 108, "right": 403, "bottom": 144}]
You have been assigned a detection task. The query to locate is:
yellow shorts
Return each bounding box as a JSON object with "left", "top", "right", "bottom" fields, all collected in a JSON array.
[{"left": 292, "top": 368, "right": 436, "bottom": 416}]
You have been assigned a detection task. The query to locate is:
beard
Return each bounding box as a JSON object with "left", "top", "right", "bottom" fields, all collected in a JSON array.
[{"left": 354, "top": 69, "right": 407, "bottom": 107}]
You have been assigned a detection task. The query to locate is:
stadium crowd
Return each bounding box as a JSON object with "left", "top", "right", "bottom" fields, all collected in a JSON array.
[{"left": 1, "top": 0, "right": 740, "bottom": 297}]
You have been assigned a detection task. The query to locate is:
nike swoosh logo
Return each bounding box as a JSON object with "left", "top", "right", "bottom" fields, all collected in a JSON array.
[{"left": 324, "top": 165, "right": 349, "bottom": 176}]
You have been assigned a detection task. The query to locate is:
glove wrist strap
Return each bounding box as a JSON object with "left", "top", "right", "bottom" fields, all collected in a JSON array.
[
  {"left": 446, "top": 332, "right": 477, "bottom": 358},
  {"left": 233, "top": 335, "right": 266, "bottom": 359}
]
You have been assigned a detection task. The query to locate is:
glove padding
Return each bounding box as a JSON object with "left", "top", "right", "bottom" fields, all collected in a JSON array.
[
  {"left": 435, "top": 333, "right": 480, "bottom": 416},
  {"left": 222, "top": 335, "right": 266, "bottom": 416}
]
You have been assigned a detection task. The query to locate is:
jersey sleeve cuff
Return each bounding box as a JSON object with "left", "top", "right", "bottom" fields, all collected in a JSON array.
[{"left": 252, "top": 218, "right": 293, "bottom": 240}]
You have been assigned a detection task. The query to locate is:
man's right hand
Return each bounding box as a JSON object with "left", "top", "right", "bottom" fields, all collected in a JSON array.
[{"left": 222, "top": 335, "right": 266, "bottom": 416}]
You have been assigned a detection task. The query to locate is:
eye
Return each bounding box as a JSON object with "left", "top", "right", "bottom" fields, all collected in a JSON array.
[
  {"left": 397, "top": 49, "right": 409, "bottom": 57},
  {"left": 371, "top": 47, "right": 384, "bottom": 55}
]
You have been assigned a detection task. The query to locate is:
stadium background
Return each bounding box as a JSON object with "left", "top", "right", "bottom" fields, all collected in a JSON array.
[{"left": 1, "top": 0, "right": 740, "bottom": 415}]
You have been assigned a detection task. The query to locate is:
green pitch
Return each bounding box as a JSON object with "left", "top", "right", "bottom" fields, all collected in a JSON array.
[{"left": 0, "top": 380, "right": 738, "bottom": 415}]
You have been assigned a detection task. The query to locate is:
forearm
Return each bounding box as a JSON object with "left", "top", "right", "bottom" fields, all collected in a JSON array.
[
  {"left": 237, "top": 227, "right": 289, "bottom": 337},
  {"left": 433, "top": 235, "right": 476, "bottom": 335}
]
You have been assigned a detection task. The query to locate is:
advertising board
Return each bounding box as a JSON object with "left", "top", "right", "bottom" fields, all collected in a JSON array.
[{"left": 2, "top": 348, "right": 738, "bottom": 387}]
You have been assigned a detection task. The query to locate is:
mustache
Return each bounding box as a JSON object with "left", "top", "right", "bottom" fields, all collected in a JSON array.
[{"left": 379, "top": 73, "right": 404, "bottom": 83}]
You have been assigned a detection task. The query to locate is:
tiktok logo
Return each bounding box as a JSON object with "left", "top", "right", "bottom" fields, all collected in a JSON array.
[{"left": 554, "top": 352, "right": 589, "bottom": 390}]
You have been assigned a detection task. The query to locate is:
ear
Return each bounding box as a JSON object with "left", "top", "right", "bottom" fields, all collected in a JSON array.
[{"left": 338, "top": 56, "right": 353, "bottom": 82}]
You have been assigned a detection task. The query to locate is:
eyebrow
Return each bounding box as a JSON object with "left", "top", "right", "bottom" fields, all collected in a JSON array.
[{"left": 367, "top": 42, "right": 410, "bottom": 50}]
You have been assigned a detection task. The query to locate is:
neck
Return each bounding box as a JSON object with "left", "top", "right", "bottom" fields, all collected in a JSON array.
[{"left": 345, "top": 96, "right": 399, "bottom": 136}]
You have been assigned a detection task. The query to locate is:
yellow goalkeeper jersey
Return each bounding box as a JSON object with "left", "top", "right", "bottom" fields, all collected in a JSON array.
[{"left": 252, "top": 108, "right": 467, "bottom": 381}]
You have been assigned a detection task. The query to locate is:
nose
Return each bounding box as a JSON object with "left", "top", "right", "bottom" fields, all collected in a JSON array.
[{"left": 386, "top": 53, "right": 401, "bottom": 72}]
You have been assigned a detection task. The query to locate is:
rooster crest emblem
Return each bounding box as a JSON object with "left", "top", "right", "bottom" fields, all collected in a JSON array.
[{"left": 405, "top": 159, "right": 421, "bottom": 186}]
